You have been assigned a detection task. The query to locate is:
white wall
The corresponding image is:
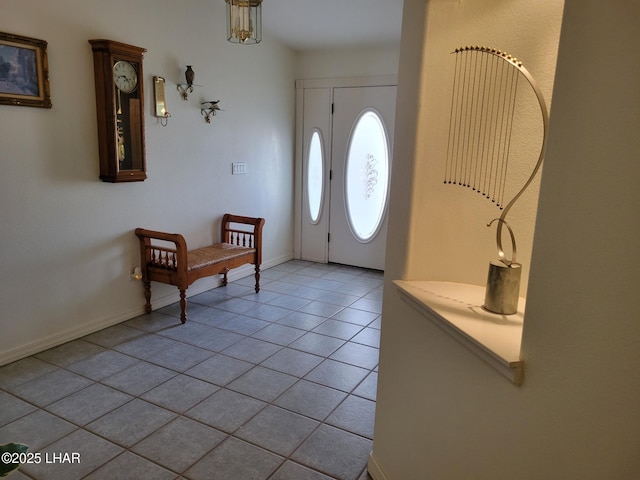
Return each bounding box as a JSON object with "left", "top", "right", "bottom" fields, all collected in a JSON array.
[
  {"left": 0, "top": 0, "right": 296, "bottom": 364},
  {"left": 296, "top": 46, "right": 400, "bottom": 80},
  {"left": 371, "top": 1, "right": 640, "bottom": 479}
]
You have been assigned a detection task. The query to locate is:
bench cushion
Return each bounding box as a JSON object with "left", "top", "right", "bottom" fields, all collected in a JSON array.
[{"left": 187, "top": 243, "right": 255, "bottom": 271}]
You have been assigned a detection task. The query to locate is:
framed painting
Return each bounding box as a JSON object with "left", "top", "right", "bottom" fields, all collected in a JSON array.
[{"left": 0, "top": 32, "right": 51, "bottom": 108}]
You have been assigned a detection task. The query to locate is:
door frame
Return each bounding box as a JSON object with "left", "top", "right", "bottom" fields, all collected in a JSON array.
[{"left": 294, "top": 75, "right": 398, "bottom": 262}]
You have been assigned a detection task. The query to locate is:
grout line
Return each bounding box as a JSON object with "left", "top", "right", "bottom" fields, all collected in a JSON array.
[{"left": 0, "top": 261, "right": 381, "bottom": 480}]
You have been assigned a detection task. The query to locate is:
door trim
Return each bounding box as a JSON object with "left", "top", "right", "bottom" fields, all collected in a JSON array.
[{"left": 294, "top": 75, "right": 398, "bottom": 261}]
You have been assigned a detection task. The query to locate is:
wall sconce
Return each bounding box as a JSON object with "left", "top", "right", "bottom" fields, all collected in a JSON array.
[
  {"left": 177, "top": 65, "right": 197, "bottom": 100},
  {"left": 201, "top": 100, "right": 222, "bottom": 123},
  {"left": 153, "top": 76, "right": 171, "bottom": 127},
  {"left": 225, "top": 0, "right": 262, "bottom": 44}
]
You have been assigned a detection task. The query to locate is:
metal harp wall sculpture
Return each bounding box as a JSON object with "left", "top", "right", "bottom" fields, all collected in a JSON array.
[{"left": 444, "top": 46, "right": 549, "bottom": 314}]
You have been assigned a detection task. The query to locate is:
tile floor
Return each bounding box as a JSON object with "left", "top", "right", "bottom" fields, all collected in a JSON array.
[{"left": 0, "top": 260, "right": 381, "bottom": 480}]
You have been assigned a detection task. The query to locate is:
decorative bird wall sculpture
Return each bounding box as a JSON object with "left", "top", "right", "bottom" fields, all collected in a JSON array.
[{"left": 201, "top": 100, "right": 222, "bottom": 123}]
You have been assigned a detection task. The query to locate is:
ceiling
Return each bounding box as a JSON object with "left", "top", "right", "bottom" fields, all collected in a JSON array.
[{"left": 261, "top": 0, "right": 405, "bottom": 52}]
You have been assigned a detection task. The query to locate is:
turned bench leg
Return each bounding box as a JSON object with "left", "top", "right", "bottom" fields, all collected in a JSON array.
[
  {"left": 179, "top": 289, "right": 187, "bottom": 324},
  {"left": 221, "top": 267, "right": 230, "bottom": 287},
  {"left": 254, "top": 265, "right": 261, "bottom": 293},
  {"left": 143, "top": 280, "right": 152, "bottom": 314}
]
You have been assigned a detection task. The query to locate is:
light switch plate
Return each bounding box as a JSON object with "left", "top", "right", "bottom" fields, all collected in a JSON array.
[{"left": 232, "top": 162, "right": 247, "bottom": 175}]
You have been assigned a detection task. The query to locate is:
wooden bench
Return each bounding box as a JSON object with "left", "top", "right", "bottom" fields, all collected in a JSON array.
[{"left": 135, "top": 214, "right": 265, "bottom": 323}]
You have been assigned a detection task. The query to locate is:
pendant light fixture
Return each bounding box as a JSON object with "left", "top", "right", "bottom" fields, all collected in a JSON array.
[{"left": 225, "top": 0, "right": 263, "bottom": 45}]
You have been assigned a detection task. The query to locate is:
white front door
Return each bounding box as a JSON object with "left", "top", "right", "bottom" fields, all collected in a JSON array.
[
  {"left": 298, "top": 81, "right": 397, "bottom": 270},
  {"left": 328, "top": 86, "right": 397, "bottom": 270},
  {"left": 300, "top": 87, "right": 332, "bottom": 263}
]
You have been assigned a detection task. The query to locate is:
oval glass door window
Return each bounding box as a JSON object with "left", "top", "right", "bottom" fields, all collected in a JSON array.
[
  {"left": 307, "top": 129, "right": 324, "bottom": 223},
  {"left": 345, "top": 109, "right": 390, "bottom": 242}
]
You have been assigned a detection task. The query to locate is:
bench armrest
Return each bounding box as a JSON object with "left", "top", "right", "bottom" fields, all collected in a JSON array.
[
  {"left": 135, "top": 228, "right": 189, "bottom": 273},
  {"left": 221, "top": 214, "right": 265, "bottom": 265}
]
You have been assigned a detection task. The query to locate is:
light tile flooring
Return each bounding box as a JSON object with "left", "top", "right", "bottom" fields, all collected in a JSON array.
[{"left": 0, "top": 260, "right": 381, "bottom": 480}]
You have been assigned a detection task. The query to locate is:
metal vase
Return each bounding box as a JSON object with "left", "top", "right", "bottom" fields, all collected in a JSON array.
[{"left": 484, "top": 260, "right": 522, "bottom": 315}]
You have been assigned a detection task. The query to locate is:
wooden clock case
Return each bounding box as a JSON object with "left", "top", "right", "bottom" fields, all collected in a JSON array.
[{"left": 89, "top": 39, "right": 147, "bottom": 182}]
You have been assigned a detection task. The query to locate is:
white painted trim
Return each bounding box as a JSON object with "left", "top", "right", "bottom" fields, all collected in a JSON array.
[
  {"left": 367, "top": 452, "right": 390, "bottom": 480},
  {"left": 294, "top": 80, "right": 305, "bottom": 259},
  {"left": 298, "top": 75, "right": 398, "bottom": 89},
  {"left": 0, "top": 254, "right": 293, "bottom": 367},
  {"left": 0, "top": 307, "right": 144, "bottom": 367}
]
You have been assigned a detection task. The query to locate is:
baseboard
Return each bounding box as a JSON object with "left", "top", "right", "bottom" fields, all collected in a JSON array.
[
  {"left": 149, "top": 253, "right": 293, "bottom": 308},
  {"left": 0, "top": 254, "right": 294, "bottom": 367},
  {"left": 262, "top": 253, "right": 295, "bottom": 270},
  {"left": 367, "top": 452, "right": 390, "bottom": 480},
  {"left": 0, "top": 305, "right": 146, "bottom": 367},
  {"left": 226, "top": 253, "right": 293, "bottom": 284}
]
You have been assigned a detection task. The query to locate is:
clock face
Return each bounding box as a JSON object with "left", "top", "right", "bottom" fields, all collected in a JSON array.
[{"left": 113, "top": 60, "right": 138, "bottom": 93}]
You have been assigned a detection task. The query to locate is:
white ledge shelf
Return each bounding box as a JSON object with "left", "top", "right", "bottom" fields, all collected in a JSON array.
[{"left": 394, "top": 280, "right": 525, "bottom": 385}]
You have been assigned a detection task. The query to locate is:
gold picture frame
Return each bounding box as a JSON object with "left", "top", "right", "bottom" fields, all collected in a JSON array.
[{"left": 0, "top": 31, "right": 51, "bottom": 108}]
